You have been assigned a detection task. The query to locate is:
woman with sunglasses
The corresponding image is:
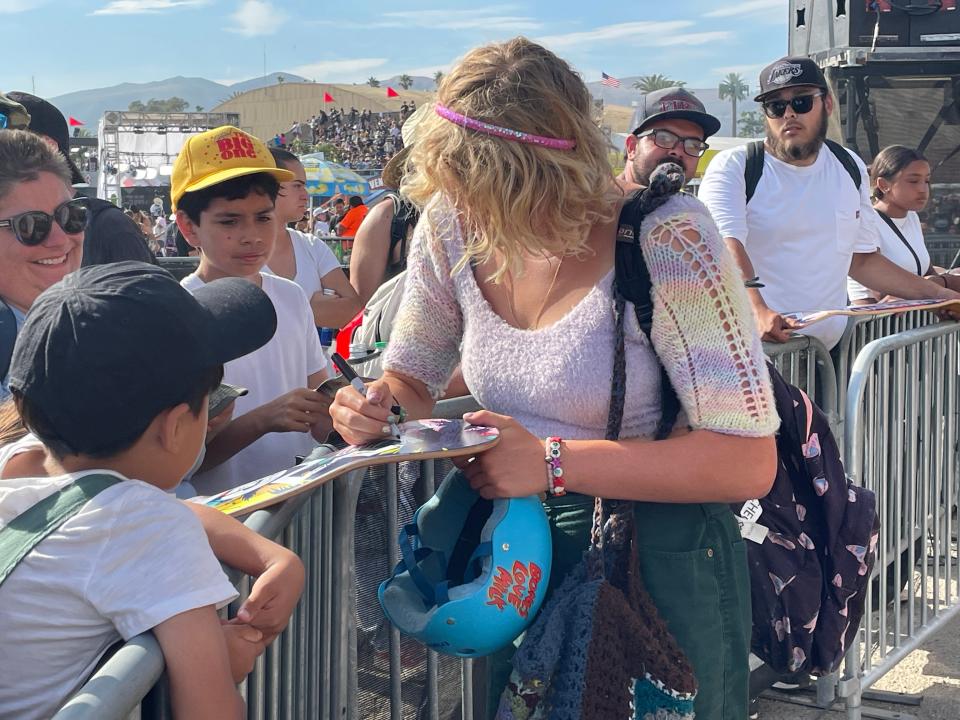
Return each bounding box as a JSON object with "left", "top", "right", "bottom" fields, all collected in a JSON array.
[
  {"left": 330, "top": 38, "right": 779, "bottom": 718},
  {"left": 0, "top": 130, "right": 87, "bottom": 399},
  {"left": 847, "top": 146, "right": 960, "bottom": 304}
]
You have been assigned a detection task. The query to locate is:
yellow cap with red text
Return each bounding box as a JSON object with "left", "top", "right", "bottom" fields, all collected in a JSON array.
[{"left": 171, "top": 126, "right": 294, "bottom": 210}]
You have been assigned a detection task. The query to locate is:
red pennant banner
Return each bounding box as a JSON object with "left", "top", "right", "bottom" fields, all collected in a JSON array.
[
  {"left": 68, "top": 116, "right": 85, "bottom": 126},
  {"left": 386, "top": 87, "right": 399, "bottom": 98},
  {"left": 323, "top": 92, "right": 334, "bottom": 103}
]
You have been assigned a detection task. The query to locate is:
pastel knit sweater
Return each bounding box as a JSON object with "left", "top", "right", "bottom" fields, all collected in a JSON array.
[{"left": 383, "top": 194, "right": 779, "bottom": 441}]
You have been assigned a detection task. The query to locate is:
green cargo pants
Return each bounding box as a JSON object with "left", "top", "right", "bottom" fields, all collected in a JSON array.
[{"left": 487, "top": 494, "right": 752, "bottom": 720}]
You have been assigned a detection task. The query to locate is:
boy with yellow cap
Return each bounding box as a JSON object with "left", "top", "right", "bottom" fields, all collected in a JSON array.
[{"left": 173, "top": 126, "right": 331, "bottom": 494}]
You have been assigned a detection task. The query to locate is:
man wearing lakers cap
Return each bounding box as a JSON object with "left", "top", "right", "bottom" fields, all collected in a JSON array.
[{"left": 174, "top": 126, "right": 332, "bottom": 494}]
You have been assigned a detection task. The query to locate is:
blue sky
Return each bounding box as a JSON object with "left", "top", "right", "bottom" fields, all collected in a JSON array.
[{"left": 4, "top": 0, "right": 787, "bottom": 97}]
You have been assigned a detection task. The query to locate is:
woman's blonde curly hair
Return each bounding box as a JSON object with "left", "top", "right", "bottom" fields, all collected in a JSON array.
[{"left": 401, "top": 37, "right": 618, "bottom": 281}]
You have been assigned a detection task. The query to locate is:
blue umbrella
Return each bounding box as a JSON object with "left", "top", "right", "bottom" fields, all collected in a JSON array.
[{"left": 300, "top": 154, "right": 371, "bottom": 196}]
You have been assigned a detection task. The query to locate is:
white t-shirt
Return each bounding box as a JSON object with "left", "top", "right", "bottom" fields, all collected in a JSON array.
[
  {"left": 181, "top": 272, "right": 328, "bottom": 494},
  {"left": 0, "top": 470, "right": 236, "bottom": 720},
  {"left": 699, "top": 143, "right": 880, "bottom": 349},
  {"left": 847, "top": 211, "right": 929, "bottom": 301},
  {"left": 264, "top": 228, "right": 342, "bottom": 302}
]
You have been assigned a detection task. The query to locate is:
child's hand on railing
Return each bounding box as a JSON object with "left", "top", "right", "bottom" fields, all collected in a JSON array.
[
  {"left": 220, "top": 622, "right": 266, "bottom": 683},
  {"left": 231, "top": 548, "right": 305, "bottom": 643}
]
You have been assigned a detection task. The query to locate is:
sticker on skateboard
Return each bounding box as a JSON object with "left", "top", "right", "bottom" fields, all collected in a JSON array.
[{"left": 192, "top": 419, "right": 499, "bottom": 516}]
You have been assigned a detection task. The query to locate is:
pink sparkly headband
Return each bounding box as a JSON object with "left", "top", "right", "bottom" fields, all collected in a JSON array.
[{"left": 434, "top": 103, "right": 576, "bottom": 150}]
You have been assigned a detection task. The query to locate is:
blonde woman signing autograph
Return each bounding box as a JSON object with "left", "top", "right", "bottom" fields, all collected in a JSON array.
[{"left": 330, "top": 38, "right": 779, "bottom": 719}]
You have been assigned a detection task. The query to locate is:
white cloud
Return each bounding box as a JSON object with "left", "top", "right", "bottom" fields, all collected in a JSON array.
[
  {"left": 0, "top": 0, "right": 45, "bottom": 13},
  {"left": 538, "top": 21, "right": 729, "bottom": 50},
  {"left": 705, "top": 0, "right": 781, "bottom": 17},
  {"left": 229, "top": 0, "right": 287, "bottom": 36},
  {"left": 92, "top": 0, "right": 208, "bottom": 14},
  {"left": 381, "top": 7, "right": 540, "bottom": 32},
  {"left": 287, "top": 58, "right": 390, "bottom": 83}
]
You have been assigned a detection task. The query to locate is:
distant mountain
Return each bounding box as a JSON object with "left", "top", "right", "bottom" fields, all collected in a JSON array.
[
  {"left": 587, "top": 78, "right": 762, "bottom": 137},
  {"left": 48, "top": 72, "right": 307, "bottom": 126}
]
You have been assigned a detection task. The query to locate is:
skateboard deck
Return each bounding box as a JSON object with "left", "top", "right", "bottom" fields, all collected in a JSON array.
[
  {"left": 192, "top": 419, "right": 499, "bottom": 517},
  {"left": 784, "top": 297, "right": 960, "bottom": 328}
]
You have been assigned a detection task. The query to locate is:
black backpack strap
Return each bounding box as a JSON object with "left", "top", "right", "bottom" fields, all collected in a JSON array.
[
  {"left": 876, "top": 210, "right": 924, "bottom": 276},
  {"left": 824, "top": 139, "right": 862, "bottom": 191},
  {"left": 611, "top": 189, "right": 682, "bottom": 441},
  {"left": 744, "top": 141, "right": 765, "bottom": 205},
  {"left": 0, "top": 300, "right": 17, "bottom": 388}
]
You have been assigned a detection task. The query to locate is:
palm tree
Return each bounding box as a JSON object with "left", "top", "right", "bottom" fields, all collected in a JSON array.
[
  {"left": 277, "top": 75, "right": 285, "bottom": 84},
  {"left": 718, "top": 73, "right": 750, "bottom": 137},
  {"left": 194, "top": 105, "right": 204, "bottom": 112},
  {"left": 398, "top": 74, "right": 413, "bottom": 90},
  {"left": 632, "top": 74, "right": 685, "bottom": 92},
  {"left": 738, "top": 110, "right": 765, "bottom": 138},
  {"left": 367, "top": 77, "right": 380, "bottom": 88},
  {"left": 433, "top": 71, "right": 444, "bottom": 88}
]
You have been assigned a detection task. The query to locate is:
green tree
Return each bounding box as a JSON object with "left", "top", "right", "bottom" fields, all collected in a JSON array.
[
  {"left": 315, "top": 142, "right": 341, "bottom": 162},
  {"left": 398, "top": 74, "right": 413, "bottom": 90},
  {"left": 367, "top": 76, "right": 380, "bottom": 88},
  {"left": 128, "top": 100, "right": 146, "bottom": 112},
  {"left": 718, "top": 73, "right": 750, "bottom": 137},
  {"left": 738, "top": 110, "right": 765, "bottom": 138},
  {"left": 277, "top": 75, "right": 285, "bottom": 84},
  {"left": 433, "top": 70, "right": 444, "bottom": 88},
  {"left": 632, "top": 74, "right": 685, "bottom": 92},
  {"left": 194, "top": 105, "right": 204, "bottom": 112}
]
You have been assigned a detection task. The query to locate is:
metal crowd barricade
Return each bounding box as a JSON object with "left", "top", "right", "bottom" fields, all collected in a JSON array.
[
  {"left": 840, "top": 322, "right": 960, "bottom": 719},
  {"left": 834, "top": 312, "right": 942, "bottom": 429},
  {"left": 764, "top": 334, "right": 839, "bottom": 428}
]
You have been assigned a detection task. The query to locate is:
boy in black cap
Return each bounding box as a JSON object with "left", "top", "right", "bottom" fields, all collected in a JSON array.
[{"left": 0, "top": 262, "right": 286, "bottom": 719}]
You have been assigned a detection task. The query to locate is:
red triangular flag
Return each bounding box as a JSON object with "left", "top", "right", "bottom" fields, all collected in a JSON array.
[
  {"left": 386, "top": 87, "right": 399, "bottom": 98},
  {"left": 68, "top": 116, "right": 84, "bottom": 126},
  {"left": 323, "top": 92, "right": 334, "bottom": 103}
]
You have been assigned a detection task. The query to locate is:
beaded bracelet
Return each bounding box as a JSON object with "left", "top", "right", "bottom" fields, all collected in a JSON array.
[{"left": 544, "top": 436, "right": 566, "bottom": 496}]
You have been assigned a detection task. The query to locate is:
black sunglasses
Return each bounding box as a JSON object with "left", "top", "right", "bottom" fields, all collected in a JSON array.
[
  {"left": 634, "top": 128, "right": 709, "bottom": 158},
  {"left": 761, "top": 92, "right": 824, "bottom": 119},
  {"left": 0, "top": 198, "right": 89, "bottom": 247}
]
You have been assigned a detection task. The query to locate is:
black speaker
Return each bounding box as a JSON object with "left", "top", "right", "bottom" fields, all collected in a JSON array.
[{"left": 790, "top": 0, "right": 960, "bottom": 55}]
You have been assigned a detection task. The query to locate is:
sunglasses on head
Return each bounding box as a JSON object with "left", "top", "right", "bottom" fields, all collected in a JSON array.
[
  {"left": 761, "top": 92, "right": 824, "bottom": 119},
  {"left": 634, "top": 128, "right": 709, "bottom": 158},
  {"left": 0, "top": 198, "right": 89, "bottom": 247}
]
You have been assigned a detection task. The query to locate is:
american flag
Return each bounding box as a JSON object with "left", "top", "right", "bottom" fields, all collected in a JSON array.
[{"left": 601, "top": 72, "right": 621, "bottom": 88}]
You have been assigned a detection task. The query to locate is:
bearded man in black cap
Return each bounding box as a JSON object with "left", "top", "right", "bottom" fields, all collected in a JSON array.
[
  {"left": 617, "top": 87, "right": 720, "bottom": 192},
  {"left": 7, "top": 91, "right": 156, "bottom": 267},
  {"left": 699, "top": 57, "right": 960, "bottom": 350}
]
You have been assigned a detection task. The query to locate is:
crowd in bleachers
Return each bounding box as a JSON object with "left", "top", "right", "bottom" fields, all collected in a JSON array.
[{"left": 273, "top": 102, "right": 419, "bottom": 170}]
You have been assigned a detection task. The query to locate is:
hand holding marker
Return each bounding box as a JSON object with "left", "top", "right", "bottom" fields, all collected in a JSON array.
[{"left": 330, "top": 353, "right": 403, "bottom": 439}]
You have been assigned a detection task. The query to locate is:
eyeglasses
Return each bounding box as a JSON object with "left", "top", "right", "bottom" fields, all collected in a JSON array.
[
  {"left": 634, "top": 129, "right": 709, "bottom": 158},
  {"left": 761, "top": 92, "right": 824, "bottom": 119},
  {"left": 0, "top": 198, "right": 89, "bottom": 246}
]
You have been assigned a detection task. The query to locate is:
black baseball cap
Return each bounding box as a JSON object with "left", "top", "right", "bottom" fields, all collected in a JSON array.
[
  {"left": 7, "top": 91, "right": 86, "bottom": 185},
  {"left": 754, "top": 56, "right": 828, "bottom": 102},
  {"left": 9, "top": 262, "right": 278, "bottom": 455},
  {"left": 629, "top": 87, "right": 721, "bottom": 139}
]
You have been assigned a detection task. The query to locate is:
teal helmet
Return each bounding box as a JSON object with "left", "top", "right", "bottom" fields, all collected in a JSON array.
[{"left": 378, "top": 471, "right": 552, "bottom": 657}]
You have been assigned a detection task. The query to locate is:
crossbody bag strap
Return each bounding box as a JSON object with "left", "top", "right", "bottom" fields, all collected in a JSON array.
[
  {"left": 876, "top": 210, "right": 924, "bottom": 276},
  {"left": 0, "top": 299, "right": 17, "bottom": 386},
  {"left": 0, "top": 473, "right": 122, "bottom": 588}
]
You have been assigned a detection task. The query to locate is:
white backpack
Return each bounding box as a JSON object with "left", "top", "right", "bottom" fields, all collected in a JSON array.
[{"left": 351, "top": 270, "right": 407, "bottom": 378}]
